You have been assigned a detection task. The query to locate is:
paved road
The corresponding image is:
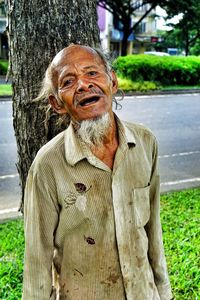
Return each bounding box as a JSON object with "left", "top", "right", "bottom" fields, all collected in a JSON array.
[
  {"left": 0, "top": 94, "right": 200, "bottom": 220},
  {"left": 0, "top": 99, "right": 21, "bottom": 220}
]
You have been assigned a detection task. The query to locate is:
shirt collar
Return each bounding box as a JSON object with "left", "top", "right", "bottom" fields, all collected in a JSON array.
[
  {"left": 64, "top": 122, "right": 87, "bottom": 166},
  {"left": 115, "top": 114, "right": 136, "bottom": 146},
  {"left": 64, "top": 115, "right": 136, "bottom": 166}
]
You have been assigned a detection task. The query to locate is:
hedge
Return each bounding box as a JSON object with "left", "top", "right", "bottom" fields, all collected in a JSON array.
[
  {"left": 113, "top": 55, "right": 200, "bottom": 86},
  {"left": 0, "top": 60, "right": 8, "bottom": 75}
]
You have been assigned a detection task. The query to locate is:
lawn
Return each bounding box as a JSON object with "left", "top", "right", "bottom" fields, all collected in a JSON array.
[
  {"left": 0, "top": 219, "right": 24, "bottom": 299},
  {"left": 161, "top": 85, "right": 200, "bottom": 91},
  {"left": 161, "top": 188, "right": 200, "bottom": 299},
  {"left": 0, "top": 84, "right": 12, "bottom": 96},
  {"left": 0, "top": 188, "right": 199, "bottom": 299},
  {"left": 117, "top": 77, "right": 200, "bottom": 93}
]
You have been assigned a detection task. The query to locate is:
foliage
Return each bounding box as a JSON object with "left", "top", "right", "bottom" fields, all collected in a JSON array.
[
  {"left": 118, "top": 77, "right": 159, "bottom": 91},
  {"left": 113, "top": 54, "right": 200, "bottom": 86},
  {"left": 190, "top": 38, "right": 200, "bottom": 56},
  {"left": 99, "top": 0, "right": 200, "bottom": 56},
  {"left": 0, "top": 60, "right": 8, "bottom": 75},
  {"left": 154, "top": 29, "right": 184, "bottom": 55},
  {"left": 0, "top": 84, "right": 12, "bottom": 96},
  {"left": 163, "top": 0, "right": 200, "bottom": 56},
  {"left": 98, "top": 0, "right": 164, "bottom": 55},
  {"left": 0, "top": 188, "right": 199, "bottom": 299},
  {"left": 0, "top": 219, "right": 24, "bottom": 299}
]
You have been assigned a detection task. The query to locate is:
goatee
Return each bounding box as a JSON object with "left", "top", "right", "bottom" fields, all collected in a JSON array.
[{"left": 75, "top": 113, "right": 111, "bottom": 148}]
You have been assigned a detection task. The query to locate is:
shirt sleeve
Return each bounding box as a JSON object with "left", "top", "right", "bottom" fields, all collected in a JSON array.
[
  {"left": 145, "top": 137, "right": 173, "bottom": 300},
  {"left": 23, "top": 166, "right": 59, "bottom": 300}
]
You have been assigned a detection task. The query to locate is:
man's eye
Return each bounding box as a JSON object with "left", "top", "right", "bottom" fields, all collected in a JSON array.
[
  {"left": 88, "top": 71, "right": 97, "bottom": 76},
  {"left": 63, "top": 79, "right": 74, "bottom": 87}
]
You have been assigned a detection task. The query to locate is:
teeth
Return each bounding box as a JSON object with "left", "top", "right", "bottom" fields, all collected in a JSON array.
[{"left": 80, "top": 96, "right": 99, "bottom": 106}]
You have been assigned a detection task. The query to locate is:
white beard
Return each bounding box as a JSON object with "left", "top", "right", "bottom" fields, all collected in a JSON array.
[{"left": 76, "top": 113, "right": 111, "bottom": 148}]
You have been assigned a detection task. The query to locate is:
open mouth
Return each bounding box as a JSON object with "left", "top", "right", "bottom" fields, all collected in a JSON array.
[{"left": 79, "top": 96, "right": 101, "bottom": 107}]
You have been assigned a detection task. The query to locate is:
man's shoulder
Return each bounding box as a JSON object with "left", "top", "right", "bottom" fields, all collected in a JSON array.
[
  {"left": 122, "top": 120, "right": 156, "bottom": 143},
  {"left": 32, "top": 130, "right": 66, "bottom": 168}
]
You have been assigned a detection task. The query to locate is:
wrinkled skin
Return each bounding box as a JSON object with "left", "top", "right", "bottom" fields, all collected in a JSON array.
[{"left": 49, "top": 45, "right": 118, "bottom": 122}]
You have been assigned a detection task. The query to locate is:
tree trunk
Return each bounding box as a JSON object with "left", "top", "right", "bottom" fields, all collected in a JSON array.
[
  {"left": 121, "top": 34, "right": 129, "bottom": 56},
  {"left": 7, "top": 0, "right": 100, "bottom": 210},
  {"left": 121, "top": 25, "right": 130, "bottom": 56},
  {"left": 184, "top": 30, "right": 189, "bottom": 56}
]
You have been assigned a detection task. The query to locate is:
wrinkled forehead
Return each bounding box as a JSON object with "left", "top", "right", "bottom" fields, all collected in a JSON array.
[
  {"left": 52, "top": 45, "right": 103, "bottom": 72},
  {"left": 50, "top": 45, "right": 105, "bottom": 87}
]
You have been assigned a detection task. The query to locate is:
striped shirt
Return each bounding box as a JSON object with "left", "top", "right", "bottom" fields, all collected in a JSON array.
[{"left": 23, "top": 116, "right": 172, "bottom": 300}]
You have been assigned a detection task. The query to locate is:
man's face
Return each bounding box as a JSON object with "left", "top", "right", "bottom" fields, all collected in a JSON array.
[{"left": 49, "top": 45, "right": 118, "bottom": 122}]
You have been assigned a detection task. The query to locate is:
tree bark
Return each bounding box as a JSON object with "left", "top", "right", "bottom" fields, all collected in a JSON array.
[
  {"left": 121, "top": 30, "right": 129, "bottom": 56},
  {"left": 121, "top": 16, "right": 132, "bottom": 56},
  {"left": 7, "top": 0, "right": 100, "bottom": 210},
  {"left": 184, "top": 30, "right": 189, "bottom": 56}
]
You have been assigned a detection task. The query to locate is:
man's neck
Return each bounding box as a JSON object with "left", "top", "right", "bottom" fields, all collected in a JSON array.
[{"left": 90, "top": 114, "right": 119, "bottom": 169}]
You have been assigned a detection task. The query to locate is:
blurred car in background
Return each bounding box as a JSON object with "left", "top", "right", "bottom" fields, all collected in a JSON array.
[{"left": 144, "top": 51, "right": 170, "bottom": 56}]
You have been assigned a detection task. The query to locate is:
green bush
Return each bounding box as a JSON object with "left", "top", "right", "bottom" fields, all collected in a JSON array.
[
  {"left": 113, "top": 55, "right": 200, "bottom": 86},
  {"left": 0, "top": 60, "right": 8, "bottom": 75}
]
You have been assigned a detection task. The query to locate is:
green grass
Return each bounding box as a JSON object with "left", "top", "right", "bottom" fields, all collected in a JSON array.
[
  {"left": 0, "top": 188, "right": 199, "bottom": 299},
  {"left": 118, "top": 77, "right": 159, "bottom": 92},
  {"left": 161, "top": 85, "right": 200, "bottom": 91},
  {"left": 0, "top": 84, "right": 12, "bottom": 96},
  {"left": 161, "top": 188, "right": 200, "bottom": 299},
  {"left": 0, "top": 219, "right": 24, "bottom": 299},
  {"left": 117, "top": 77, "right": 200, "bottom": 93}
]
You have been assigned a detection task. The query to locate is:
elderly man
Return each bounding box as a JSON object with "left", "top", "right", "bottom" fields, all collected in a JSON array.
[{"left": 23, "top": 44, "right": 172, "bottom": 300}]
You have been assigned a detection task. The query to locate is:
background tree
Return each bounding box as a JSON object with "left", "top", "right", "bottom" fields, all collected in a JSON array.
[
  {"left": 190, "top": 38, "right": 200, "bottom": 56},
  {"left": 163, "top": 0, "right": 200, "bottom": 55},
  {"left": 98, "top": 0, "right": 169, "bottom": 56},
  {"left": 98, "top": 0, "right": 200, "bottom": 56},
  {"left": 7, "top": 0, "right": 100, "bottom": 209},
  {"left": 154, "top": 29, "right": 184, "bottom": 54}
]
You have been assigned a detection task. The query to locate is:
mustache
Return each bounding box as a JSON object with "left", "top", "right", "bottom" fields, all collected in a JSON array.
[{"left": 74, "top": 87, "right": 103, "bottom": 106}]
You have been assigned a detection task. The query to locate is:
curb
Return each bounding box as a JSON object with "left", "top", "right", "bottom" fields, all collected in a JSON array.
[
  {"left": 0, "top": 212, "right": 23, "bottom": 224},
  {"left": 118, "top": 89, "right": 200, "bottom": 97},
  {"left": 0, "top": 95, "right": 12, "bottom": 101}
]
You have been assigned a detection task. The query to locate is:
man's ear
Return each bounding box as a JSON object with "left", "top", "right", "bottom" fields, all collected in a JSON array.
[
  {"left": 48, "top": 95, "right": 68, "bottom": 115},
  {"left": 111, "top": 70, "right": 118, "bottom": 94}
]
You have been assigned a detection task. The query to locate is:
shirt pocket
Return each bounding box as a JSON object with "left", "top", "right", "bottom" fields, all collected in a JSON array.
[{"left": 132, "top": 184, "right": 150, "bottom": 228}]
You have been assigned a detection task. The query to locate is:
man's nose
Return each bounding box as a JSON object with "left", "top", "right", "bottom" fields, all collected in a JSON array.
[{"left": 76, "top": 78, "right": 94, "bottom": 92}]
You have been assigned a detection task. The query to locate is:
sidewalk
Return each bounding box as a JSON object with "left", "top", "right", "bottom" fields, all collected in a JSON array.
[
  {"left": 0, "top": 192, "right": 22, "bottom": 223},
  {"left": 122, "top": 88, "right": 200, "bottom": 96},
  {"left": 0, "top": 209, "right": 23, "bottom": 223}
]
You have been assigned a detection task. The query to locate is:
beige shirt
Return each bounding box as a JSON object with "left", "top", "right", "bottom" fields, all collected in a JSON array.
[{"left": 23, "top": 116, "right": 172, "bottom": 300}]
